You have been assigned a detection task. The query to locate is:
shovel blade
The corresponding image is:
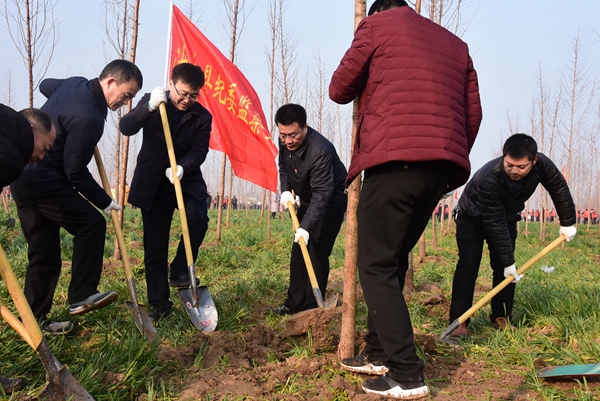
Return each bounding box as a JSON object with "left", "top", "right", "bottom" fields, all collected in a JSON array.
[
  {"left": 178, "top": 286, "right": 218, "bottom": 332},
  {"left": 38, "top": 364, "right": 95, "bottom": 401},
  {"left": 125, "top": 300, "right": 158, "bottom": 343},
  {"left": 5, "top": 218, "right": 15, "bottom": 228},
  {"left": 323, "top": 293, "right": 338, "bottom": 309},
  {"left": 537, "top": 363, "right": 600, "bottom": 379}
]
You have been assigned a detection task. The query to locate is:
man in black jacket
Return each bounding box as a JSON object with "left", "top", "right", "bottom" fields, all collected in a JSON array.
[
  {"left": 0, "top": 104, "right": 55, "bottom": 395},
  {"left": 272, "top": 103, "right": 347, "bottom": 315},
  {"left": 11, "top": 60, "right": 143, "bottom": 328},
  {"left": 120, "top": 63, "right": 211, "bottom": 321},
  {"left": 449, "top": 134, "right": 577, "bottom": 337}
]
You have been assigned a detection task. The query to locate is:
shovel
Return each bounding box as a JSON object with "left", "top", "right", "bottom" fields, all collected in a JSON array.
[
  {"left": 0, "top": 244, "right": 94, "bottom": 400},
  {"left": 159, "top": 103, "right": 217, "bottom": 332},
  {"left": 93, "top": 147, "right": 158, "bottom": 343},
  {"left": 538, "top": 362, "right": 600, "bottom": 379},
  {"left": 1, "top": 188, "right": 15, "bottom": 228},
  {"left": 287, "top": 201, "right": 338, "bottom": 309},
  {"left": 440, "top": 235, "right": 566, "bottom": 341}
]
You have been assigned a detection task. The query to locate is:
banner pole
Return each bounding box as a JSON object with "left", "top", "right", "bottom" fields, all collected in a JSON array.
[{"left": 163, "top": 2, "right": 174, "bottom": 87}]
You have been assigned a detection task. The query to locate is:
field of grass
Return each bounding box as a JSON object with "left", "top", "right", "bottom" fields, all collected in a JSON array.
[{"left": 1, "top": 203, "right": 600, "bottom": 400}]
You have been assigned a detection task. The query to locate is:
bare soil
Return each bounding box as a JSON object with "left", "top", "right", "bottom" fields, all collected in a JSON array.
[{"left": 150, "top": 275, "right": 600, "bottom": 400}]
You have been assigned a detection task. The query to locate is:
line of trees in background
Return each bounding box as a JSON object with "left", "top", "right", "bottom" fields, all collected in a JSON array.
[{"left": 2, "top": 0, "right": 599, "bottom": 230}]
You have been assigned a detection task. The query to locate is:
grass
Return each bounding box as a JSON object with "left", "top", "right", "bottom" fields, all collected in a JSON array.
[{"left": 1, "top": 202, "right": 600, "bottom": 399}]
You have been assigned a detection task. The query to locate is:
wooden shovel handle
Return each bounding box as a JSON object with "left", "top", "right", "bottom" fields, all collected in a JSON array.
[
  {"left": 93, "top": 147, "right": 134, "bottom": 282},
  {"left": 0, "top": 244, "right": 43, "bottom": 349},
  {"left": 159, "top": 103, "right": 194, "bottom": 268}
]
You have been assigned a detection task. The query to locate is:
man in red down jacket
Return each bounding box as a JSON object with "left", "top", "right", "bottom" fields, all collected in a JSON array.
[{"left": 329, "top": 0, "right": 482, "bottom": 398}]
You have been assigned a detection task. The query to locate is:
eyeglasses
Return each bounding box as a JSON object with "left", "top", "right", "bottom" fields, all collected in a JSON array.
[
  {"left": 173, "top": 83, "right": 199, "bottom": 102},
  {"left": 279, "top": 127, "right": 305, "bottom": 141}
]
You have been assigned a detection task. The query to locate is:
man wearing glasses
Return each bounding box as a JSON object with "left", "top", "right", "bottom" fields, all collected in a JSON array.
[
  {"left": 272, "top": 103, "right": 347, "bottom": 315},
  {"left": 120, "top": 63, "right": 212, "bottom": 321},
  {"left": 11, "top": 60, "right": 142, "bottom": 333}
]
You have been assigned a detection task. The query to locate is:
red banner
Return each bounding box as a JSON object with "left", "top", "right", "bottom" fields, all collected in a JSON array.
[{"left": 168, "top": 5, "right": 278, "bottom": 192}]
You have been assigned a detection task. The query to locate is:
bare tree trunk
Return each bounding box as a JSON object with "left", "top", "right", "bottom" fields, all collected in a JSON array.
[
  {"left": 3, "top": 0, "right": 59, "bottom": 107},
  {"left": 216, "top": 0, "right": 240, "bottom": 240},
  {"left": 216, "top": 154, "right": 227, "bottom": 242},
  {"left": 226, "top": 168, "right": 233, "bottom": 225},
  {"left": 405, "top": 247, "right": 414, "bottom": 294},
  {"left": 417, "top": 232, "right": 426, "bottom": 263},
  {"left": 266, "top": 0, "right": 279, "bottom": 240},
  {"left": 260, "top": 189, "right": 266, "bottom": 223},
  {"left": 338, "top": 0, "right": 365, "bottom": 360},
  {"left": 431, "top": 210, "right": 438, "bottom": 247}
]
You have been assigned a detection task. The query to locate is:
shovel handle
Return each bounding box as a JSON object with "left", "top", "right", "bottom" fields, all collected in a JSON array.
[
  {"left": 0, "top": 244, "right": 44, "bottom": 349},
  {"left": 0, "top": 300, "right": 35, "bottom": 348},
  {"left": 440, "top": 234, "right": 566, "bottom": 340},
  {"left": 287, "top": 201, "right": 326, "bottom": 308},
  {"left": 93, "top": 148, "right": 134, "bottom": 283},
  {"left": 159, "top": 103, "right": 195, "bottom": 269}
]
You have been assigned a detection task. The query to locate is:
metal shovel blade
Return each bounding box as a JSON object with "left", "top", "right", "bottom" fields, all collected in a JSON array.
[
  {"left": 537, "top": 363, "right": 600, "bottom": 379},
  {"left": 178, "top": 286, "right": 218, "bottom": 332},
  {"left": 5, "top": 218, "right": 15, "bottom": 228},
  {"left": 36, "top": 339, "right": 95, "bottom": 401},
  {"left": 125, "top": 300, "right": 158, "bottom": 343}
]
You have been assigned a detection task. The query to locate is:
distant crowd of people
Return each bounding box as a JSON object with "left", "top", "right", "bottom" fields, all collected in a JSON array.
[{"left": 516, "top": 208, "right": 598, "bottom": 225}]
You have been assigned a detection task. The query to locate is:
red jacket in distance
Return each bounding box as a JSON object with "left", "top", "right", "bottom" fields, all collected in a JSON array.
[{"left": 329, "top": 6, "right": 482, "bottom": 189}]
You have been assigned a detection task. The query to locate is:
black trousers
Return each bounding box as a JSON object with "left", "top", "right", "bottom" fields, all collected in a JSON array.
[
  {"left": 449, "top": 215, "right": 517, "bottom": 324},
  {"left": 141, "top": 180, "right": 209, "bottom": 306},
  {"left": 358, "top": 161, "right": 453, "bottom": 383},
  {"left": 11, "top": 179, "right": 106, "bottom": 320},
  {"left": 284, "top": 199, "right": 346, "bottom": 312}
]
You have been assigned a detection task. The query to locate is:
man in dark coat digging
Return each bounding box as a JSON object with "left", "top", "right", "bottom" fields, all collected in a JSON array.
[
  {"left": 11, "top": 60, "right": 142, "bottom": 330},
  {"left": 272, "top": 103, "right": 347, "bottom": 316},
  {"left": 120, "top": 63, "right": 212, "bottom": 321},
  {"left": 449, "top": 133, "right": 577, "bottom": 337},
  {"left": 0, "top": 103, "right": 56, "bottom": 394}
]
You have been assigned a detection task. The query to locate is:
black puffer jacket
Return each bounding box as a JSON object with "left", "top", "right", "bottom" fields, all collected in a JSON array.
[
  {"left": 0, "top": 103, "right": 33, "bottom": 187},
  {"left": 279, "top": 127, "right": 347, "bottom": 233},
  {"left": 459, "top": 153, "right": 576, "bottom": 267}
]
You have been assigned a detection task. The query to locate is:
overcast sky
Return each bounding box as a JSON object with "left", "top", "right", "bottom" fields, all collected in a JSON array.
[{"left": 1, "top": 0, "right": 598, "bottom": 177}]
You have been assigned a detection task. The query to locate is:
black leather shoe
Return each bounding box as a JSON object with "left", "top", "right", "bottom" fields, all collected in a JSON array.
[
  {"left": 169, "top": 275, "right": 200, "bottom": 288},
  {"left": 271, "top": 305, "right": 294, "bottom": 316},
  {"left": 149, "top": 303, "right": 173, "bottom": 321}
]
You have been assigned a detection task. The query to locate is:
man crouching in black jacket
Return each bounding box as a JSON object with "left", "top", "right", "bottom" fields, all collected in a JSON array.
[
  {"left": 449, "top": 133, "right": 576, "bottom": 337},
  {"left": 271, "top": 104, "right": 347, "bottom": 315}
]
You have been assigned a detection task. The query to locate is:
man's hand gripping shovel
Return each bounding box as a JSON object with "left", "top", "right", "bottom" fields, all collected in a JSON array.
[
  {"left": 159, "top": 103, "right": 217, "bottom": 332},
  {"left": 287, "top": 201, "right": 338, "bottom": 309},
  {"left": 440, "top": 235, "right": 566, "bottom": 343},
  {"left": 0, "top": 245, "right": 95, "bottom": 400},
  {"left": 94, "top": 147, "right": 158, "bottom": 343}
]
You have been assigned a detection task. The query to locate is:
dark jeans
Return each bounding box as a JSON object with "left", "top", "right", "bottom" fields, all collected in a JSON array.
[
  {"left": 11, "top": 178, "right": 106, "bottom": 320},
  {"left": 358, "top": 161, "right": 453, "bottom": 383},
  {"left": 284, "top": 199, "right": 346, "bottom": 312},
  {"left": 141, "top": 179, "right": 209, "bottom": 306},
  {"left": 449, "top": 214, "right": 517, "bottom": 325}
]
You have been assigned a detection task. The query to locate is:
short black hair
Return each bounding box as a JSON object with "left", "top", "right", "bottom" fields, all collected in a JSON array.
[
  {"left": 99, "top": 59, "right": 143, "bottom": 89},
  {"left": 274, "top": 104, "right": 307, "bottom": 127},
  {"left": 171, "top": 63, "right": 205, "bottom": 90},
  {"left": 502, "top": 133, "right": 538, "bottom": 161},
  {"left": 19, "top": 108, "right": 53, "bottom": 134},
  {"left": 368, "top": 0, "right": 408, "bottom": 16}
]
